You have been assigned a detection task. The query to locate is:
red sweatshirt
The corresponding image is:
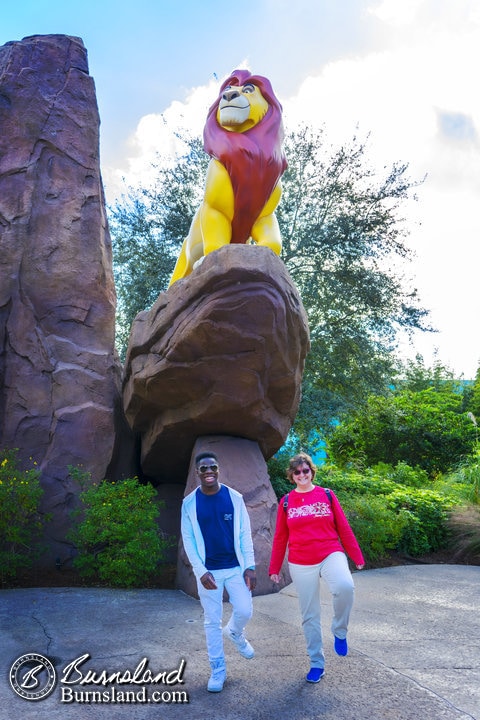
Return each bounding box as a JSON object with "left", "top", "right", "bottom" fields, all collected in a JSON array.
[{"left": 269, "top": 486, "right": 365, "bottom": 574}]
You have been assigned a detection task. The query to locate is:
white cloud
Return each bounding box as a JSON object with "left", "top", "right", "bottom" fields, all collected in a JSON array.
[{"left": 103, "top": 80, "right": 219, "bottom": 200}]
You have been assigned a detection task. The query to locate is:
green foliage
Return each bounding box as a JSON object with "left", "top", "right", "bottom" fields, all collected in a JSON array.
[
  {"left": 371, "top": 461, "right": 430, "bottom": 488},
  {"left": 327, "top": 367, "right": 477, "bottom": 475},
  {"left": 465, "top": 366, "right": 480, "bottom": 420},
  {"left": 316, "top": 464, "right": 398, "bottom": 497},
  {"left": 386, "top": 487, "right": 455, "bottom": 555},
  {"left": 278, "top": 126, "right": 430, "bottom": 434},
  {"left": 0, "top": 449, "right": 46, "bottom": 583},
  {"left": 337, "top": 494, "right": 407, "bottom": 562},
  {"left": 267, "top": 453, "right": 293, "bottom": 499},
  {"left": 108, "top": 135, "right": 209, "bottom": 360},
  {"left": 68, "top": 473, "right": 172, "bottom": 587},
  {"left": 449, "top": 447, "right": 480, "bottom": 505}
]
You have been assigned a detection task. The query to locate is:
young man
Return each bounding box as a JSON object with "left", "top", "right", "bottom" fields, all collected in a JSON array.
[{"left": 181, "top": 451, "right": 257, "bottom": 692}]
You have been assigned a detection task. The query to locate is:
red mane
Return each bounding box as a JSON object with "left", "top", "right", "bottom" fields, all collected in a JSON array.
[{"left": 203, "top": 69, "right": 287, "bottom": 244}]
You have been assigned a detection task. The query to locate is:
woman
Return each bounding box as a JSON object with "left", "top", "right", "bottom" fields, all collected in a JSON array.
[{"left": 269, "top": 452, "right": 364, "bottom": 683}]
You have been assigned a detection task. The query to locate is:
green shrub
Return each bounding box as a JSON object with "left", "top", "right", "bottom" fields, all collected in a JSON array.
[
  {"left": 319, "top": 463, "right": 459, "bottom": 559},
  {"left": 0, "top": 449, "right": 46, "bottom": 584},
  {"left": 386, "top": 487, "right": 455, "bottom": 555},
  {"left": 316, "top": 464, "right": 397, "bottom": 497},
  {"left": 68, "top": 473, "right": 173, "bottom": 587},
  {"left": 372, "top": 461, "right": 430, "bottom": 488},
  {"left": 327, "top": 388, "right": 477, "bottom": 476},
  {"left": 450, "top": 450, "right": 480, "bottom": 505},
  {"left": 339, "top": 494, "right": 407, "bottom": 562}
]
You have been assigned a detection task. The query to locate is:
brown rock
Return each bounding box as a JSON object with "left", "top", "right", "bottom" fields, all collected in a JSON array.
[
  {"left": 123, "top": 244, "right": 310, "bottom": 482},
  {"left": 0, "top": 35, "right": 134, "bottom": 566},
  {"left": 176, "top": 436, "right": 291, "bottom": 597}
]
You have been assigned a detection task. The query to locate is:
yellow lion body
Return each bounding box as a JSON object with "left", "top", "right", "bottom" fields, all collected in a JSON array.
[{"left": 168, "top": 71, "right": 286, "bottom": 287}]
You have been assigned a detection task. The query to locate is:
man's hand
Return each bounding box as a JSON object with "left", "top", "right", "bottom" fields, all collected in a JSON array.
[
  {"left": 243, "top": 568, "right": 257, "bottom": 592},
  {"left": 200, "top": 571, "right": 217, "bottom": 589}
]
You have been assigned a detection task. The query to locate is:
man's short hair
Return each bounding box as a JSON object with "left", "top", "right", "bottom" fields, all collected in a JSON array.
[{"left": 195, "top": 451, "right": 219, "bottom": 465}]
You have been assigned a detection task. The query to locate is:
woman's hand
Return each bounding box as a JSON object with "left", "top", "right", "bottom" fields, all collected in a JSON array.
[
  {"left": 270, "top": 574, "right": 280, "bottom": 584},
  {"left": 356, "top": 564, "right": 365, "bottom": 570}
]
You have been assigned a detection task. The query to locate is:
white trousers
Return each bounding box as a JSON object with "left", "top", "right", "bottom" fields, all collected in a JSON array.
[
  {"left": 196, "top": 566, "right": 253, "bottom": 664},
  {"left": 289, "top": 551, "right": 355, "bottom": 668}
]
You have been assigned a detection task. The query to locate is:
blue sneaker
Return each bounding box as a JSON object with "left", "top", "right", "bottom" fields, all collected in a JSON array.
[
  {"left": 334, "top": 636, "right": 348, "bottom": 656},
  {"left": 306, "top": 667, "right": 325, "bottom": 683}
]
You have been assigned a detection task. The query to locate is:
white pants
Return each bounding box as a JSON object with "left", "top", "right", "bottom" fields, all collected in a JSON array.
[
  {"left": 289, "top": 551, "right": 355, "bottom": 668},
  {"left": 196, "top": 566, "right": 253, "bottom": 664}
]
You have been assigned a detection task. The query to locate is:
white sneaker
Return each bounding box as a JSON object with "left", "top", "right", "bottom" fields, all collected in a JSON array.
[
  {"left": 224, "top": 625, "right": 255, "bottom": 659},
  {"left": 207, "top": 660, "right": 226, "bottom": 692}
]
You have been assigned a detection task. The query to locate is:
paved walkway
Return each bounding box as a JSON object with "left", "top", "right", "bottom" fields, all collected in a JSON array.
[{"left": 0, "top": 564, "right": 478, "bottom": 719}]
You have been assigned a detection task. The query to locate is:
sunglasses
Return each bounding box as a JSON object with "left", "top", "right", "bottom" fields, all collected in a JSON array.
[
  {"left": 198, "top": 464, "right": 219, "bottom": 473},
  {"left": 293, "top": 467, "right": 311, "bottom": 476}
]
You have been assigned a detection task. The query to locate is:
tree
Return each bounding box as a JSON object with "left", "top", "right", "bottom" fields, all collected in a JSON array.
[
  {"left": 327, "top": 361, "right": 477, "bottom": 475},
  {"left": 108, "top": 126, "right": 431, "bottom": 429},
  {"left": 278, "top": 126, "right": 430, "bottom": 436},
  {"left": 108, "top": 136, "right": 209, "bottom": 357}
]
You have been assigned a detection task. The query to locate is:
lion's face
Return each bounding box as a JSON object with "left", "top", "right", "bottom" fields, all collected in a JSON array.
[{"left": 217, "top": 82, "right": 268, "bottom": 133}]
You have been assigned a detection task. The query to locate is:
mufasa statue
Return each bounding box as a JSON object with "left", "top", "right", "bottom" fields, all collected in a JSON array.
[{"left": 168, "top": 69, "right": 287, "bottom": 286}]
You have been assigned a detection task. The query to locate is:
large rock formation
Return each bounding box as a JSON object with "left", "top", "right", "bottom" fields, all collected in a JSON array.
[
  {"left": 123, "top": 244, "right": 310, "bottom": 482},
  {"left": 123, "top": 245, "right": 309, "bottom": 595},
  {"left": 0, "top": 35, "right": 133, "bottom": 566}
]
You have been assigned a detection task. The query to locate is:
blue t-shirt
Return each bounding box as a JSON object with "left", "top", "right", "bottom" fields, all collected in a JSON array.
[{"left": 196, "top": 485, "right": 239, "bottom": 570}]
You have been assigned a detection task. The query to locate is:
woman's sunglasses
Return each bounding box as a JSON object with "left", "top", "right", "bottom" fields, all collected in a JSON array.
[{"left": 292, "top": 467, "right": 311, "bottom": 476}]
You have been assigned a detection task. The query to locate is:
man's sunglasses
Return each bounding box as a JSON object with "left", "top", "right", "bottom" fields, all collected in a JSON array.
[
  {"left": 293, "top": 467, "right": 311, "bottom": 476},
  {"left": 198, "top": 464, "right": 219, "bottom": 473}
]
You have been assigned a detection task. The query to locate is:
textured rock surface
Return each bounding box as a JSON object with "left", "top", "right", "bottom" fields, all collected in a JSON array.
[
  {"left": 0, "top": 35, "right": 133, "bottom": 565},
  {"left": 123, "top": 244, "right": 310, "bottom": 482},
  {"left": 176, "top": 436, "right": 291, "bottom": 597}
]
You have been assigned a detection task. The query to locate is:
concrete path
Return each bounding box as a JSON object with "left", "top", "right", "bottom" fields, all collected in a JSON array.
[{"left": 0, "top": 564, "right": 478, "bottom": 719}]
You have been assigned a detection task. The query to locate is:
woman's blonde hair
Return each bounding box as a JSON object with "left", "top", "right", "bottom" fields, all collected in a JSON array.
[{"left": 286, "top": 452, "right": 317, "bottom": 484}]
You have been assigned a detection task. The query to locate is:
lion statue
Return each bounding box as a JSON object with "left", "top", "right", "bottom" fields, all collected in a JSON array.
[{"left": 168, "top": 69, "right": 287, "bottom": 286}]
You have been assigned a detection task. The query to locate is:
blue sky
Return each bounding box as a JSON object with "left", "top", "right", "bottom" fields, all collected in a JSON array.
[
  {"left": 1, "top": 0, "right": 375, "bottom": 164},
  {"left": 2, "top": 1, "right": 480, "bottom": 378}
]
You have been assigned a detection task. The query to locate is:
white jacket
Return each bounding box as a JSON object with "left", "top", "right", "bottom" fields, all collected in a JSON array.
[{"left": 181, "top": 484, "right": 255, "bottom": 580}]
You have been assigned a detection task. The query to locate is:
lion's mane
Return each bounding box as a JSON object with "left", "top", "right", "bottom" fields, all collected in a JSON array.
[{"left": 203, "top": 69, "right": 287, "bottom": 245}]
